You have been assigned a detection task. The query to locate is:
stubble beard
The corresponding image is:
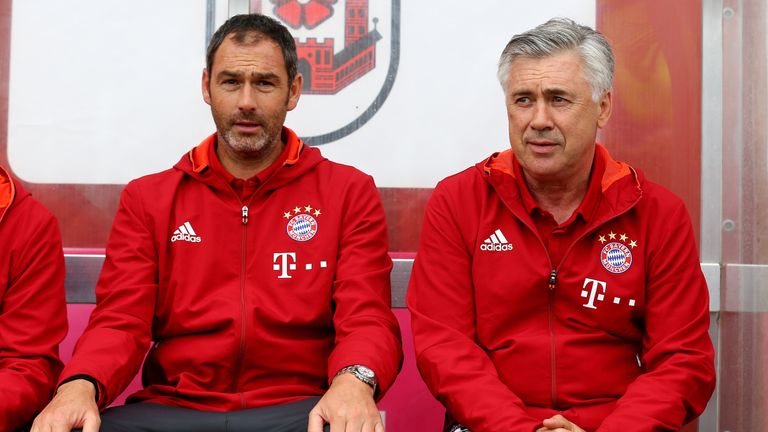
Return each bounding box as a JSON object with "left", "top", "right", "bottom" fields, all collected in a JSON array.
[
  {"left": 218, "top": 113, "right": 282, "bottom": 157},
  {"left": 221, "top": 127, "right": 275, "bottom": 154}
]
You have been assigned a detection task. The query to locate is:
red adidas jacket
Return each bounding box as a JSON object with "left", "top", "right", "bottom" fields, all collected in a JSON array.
[
  {"left": 61, "top": 128, "right": 403, "bottom": 410},
  {"left": 0, "top": 166, "right": 67, "bottom": 430},
  {"left": 408, "top": 145, "right": 715, "bottom": 431}
]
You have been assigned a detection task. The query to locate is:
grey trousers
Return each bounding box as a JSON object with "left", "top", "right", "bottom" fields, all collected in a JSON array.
[{"left": 92, "top": 397, "right": 329, "bottom": 432}]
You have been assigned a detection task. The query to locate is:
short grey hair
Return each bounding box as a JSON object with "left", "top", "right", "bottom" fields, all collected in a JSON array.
[{"left": 497, "top": 18, "right": 614, "bottom": 101}]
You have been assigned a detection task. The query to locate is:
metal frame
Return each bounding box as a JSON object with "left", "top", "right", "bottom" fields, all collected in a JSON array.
[{"left": 699, "top": 0, "right": 725, "bottom": 429}]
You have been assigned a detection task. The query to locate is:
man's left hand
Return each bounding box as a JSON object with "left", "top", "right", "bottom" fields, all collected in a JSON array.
[
  {"left": 308, "top": 373, "right": 383, "bottom": 432},
  {"left": 536, "top": 414, "right": 586, "bottom": 432}
]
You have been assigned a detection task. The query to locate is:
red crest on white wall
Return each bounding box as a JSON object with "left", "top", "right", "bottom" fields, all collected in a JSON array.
[{"left": 252, "top": 0, "right": 400, "bottom": 145}]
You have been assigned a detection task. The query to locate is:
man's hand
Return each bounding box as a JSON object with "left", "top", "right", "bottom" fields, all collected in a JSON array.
[
  {"left": 536, "top": 414, "right": 586, "bottom": 432},
  {"left": 308, "top": 372, "right": 383, "bottom": 432},
  {"left": 31, "top": 379, "right": 101, "bottom": 432}
]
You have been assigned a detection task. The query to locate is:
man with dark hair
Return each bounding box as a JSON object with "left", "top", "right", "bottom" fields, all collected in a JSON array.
[
  {"left": 408, "top": 18, "right": 715, "bottom": 431},
  {"left": 33, "top": 14, "right": 402, "bottom": 432},
  {"left": 0, "top": 165, "right": 67, "bottom": 431}
]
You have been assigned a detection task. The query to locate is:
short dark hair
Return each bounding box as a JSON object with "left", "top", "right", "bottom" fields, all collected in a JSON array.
[{"left": 206, "top": 14, "right": 298, "bottom": 84}]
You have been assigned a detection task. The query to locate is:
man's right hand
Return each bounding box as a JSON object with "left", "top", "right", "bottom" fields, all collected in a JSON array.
[{"left": 31, "top": 379, "right": 101, "bottom": 432}]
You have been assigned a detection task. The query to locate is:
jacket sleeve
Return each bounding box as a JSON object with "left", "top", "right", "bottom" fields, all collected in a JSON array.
[
  {"left": 326, "top": 175, "right": 403, "bottom": 399},
  {"left": 597, "top": 201, "right": 716, "bottom": 431},
  {"left": 0, "top": 205, "right": 67, "bottom": 431},
  {"left": 407, "top": 183, "right": 541, "bottom": 432},
  {"left": 59, "top": 182, "right": 157, "bottom": 408}
]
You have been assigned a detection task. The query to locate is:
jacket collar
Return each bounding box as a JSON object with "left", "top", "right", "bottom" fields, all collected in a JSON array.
[
  {"left": 187, "top": 126, "right": 305, "bottom": 174},
  {"left": 0, "top": 165, "right": 16, "bottom": 224},
  {"left": 479, "top": 144, "right": 642, "bottom": 224},
  {"left": 174, "top": 126, "right": 326, "bottom": 195}
]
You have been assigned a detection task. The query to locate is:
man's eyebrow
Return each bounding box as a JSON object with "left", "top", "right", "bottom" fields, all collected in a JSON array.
[
  {"left": 249, "top": 71, "right": 281, "bottom": 81},
  {"left": 215, "top": 70, "right": 281, "bottom": 82},
  {"left": 216, "top": 70, "right": 241, "bottom": 79},
  {"left": 508, "top": 87, "right": 533, "bottom": 97},
  {"left": 542, "top": 87, "right": 570, "bottom": 96}
]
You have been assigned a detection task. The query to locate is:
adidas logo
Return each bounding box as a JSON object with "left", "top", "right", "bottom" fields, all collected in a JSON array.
[
  {"left": 171, "top": 221, "right": 202, "bottom": 243},
  {"left": 480, "top": 229, "right": 513, "bottom": 251}
]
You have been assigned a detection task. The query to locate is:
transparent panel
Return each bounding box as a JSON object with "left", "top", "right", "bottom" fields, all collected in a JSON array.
[{"left": 719, "top": 0, "right": 768, "bottom": 429}]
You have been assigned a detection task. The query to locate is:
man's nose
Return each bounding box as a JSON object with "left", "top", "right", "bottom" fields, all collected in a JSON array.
[
  {"left": 529, "top": 101, "right": 553, "bottom": 130},
  {"left": 237, "top": 85, "right": 258, "bottom": 111}
]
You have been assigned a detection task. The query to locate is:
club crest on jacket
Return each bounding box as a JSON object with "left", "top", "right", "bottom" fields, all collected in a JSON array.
[
  {"left": 597, "top": 231, "right": 638, "bottom": 274},
  {"left": 284, "top": 204, "right": 321, "bottom": 241}
]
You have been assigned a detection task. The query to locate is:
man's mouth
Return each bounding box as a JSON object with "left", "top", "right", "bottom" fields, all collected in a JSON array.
[
  {"left": 233, "top": 120, "right": 262, "bottom": 133},
  {"left": 527, "top": 139, "right": 558, "bottom": 146},
  {"left": 525, "top": 139, "right": 560, "bottom": 154}
]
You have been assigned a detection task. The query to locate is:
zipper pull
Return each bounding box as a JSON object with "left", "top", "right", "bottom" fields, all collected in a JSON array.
[
  {"left": 241, "top": 206, "right": 249, "bottom": 225},
  {"left": 548, "top": 269, "right": 557, "bottom": 290}
]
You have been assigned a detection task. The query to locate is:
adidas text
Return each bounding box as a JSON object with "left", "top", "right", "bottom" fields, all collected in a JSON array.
[
  {"left": 171, "top": 233, "right": 202, "bottom": 243},
  {"left": 480, "top": 243, "right": 513, "bottom": 251}
]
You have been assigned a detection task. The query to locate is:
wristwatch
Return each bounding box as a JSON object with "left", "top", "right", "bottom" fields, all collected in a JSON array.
[{"left": 335, "top": 364, "right": 377, "bottom": 393}]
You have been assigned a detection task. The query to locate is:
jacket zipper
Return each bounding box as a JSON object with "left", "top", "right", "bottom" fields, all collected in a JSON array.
[
  {"left": 548, "top": 269, "right": 558, "bottom": 408},
  {"left": 216, "top": 168, "right": 281, "bottom": 406},
  {"left": 542, "top": 208, "right": 641, "bottom": 410},
  {"left": 234, "top": 205, "right": 248, "bottom": 408},
  {"left": 209, "top": 159, "right": 280, "bottom": 406},
  {"left": 513, "top": 208, "right": 639, "bottom": 411}
]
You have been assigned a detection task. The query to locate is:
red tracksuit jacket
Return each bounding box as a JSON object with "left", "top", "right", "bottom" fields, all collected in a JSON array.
[
  {"left": 61, "top": 128, "right": 403, "bottom": 410},
  {"left": 0, "top": 166, "right": 67, "bottom": 430},
  {"left": 408, "top": 145, "right": 715, "bottom": 431}
]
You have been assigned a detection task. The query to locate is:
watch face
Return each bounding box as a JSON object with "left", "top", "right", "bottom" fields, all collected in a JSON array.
[{"left": 357, "top": 366, "right": 375, "bottom": 379}]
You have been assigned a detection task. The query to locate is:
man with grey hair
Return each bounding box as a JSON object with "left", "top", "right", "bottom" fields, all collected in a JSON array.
[{"left": 408, "top": 18, "right": 715, "bottom": 431}]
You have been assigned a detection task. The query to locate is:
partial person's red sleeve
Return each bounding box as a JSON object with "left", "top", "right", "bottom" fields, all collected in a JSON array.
[
  {"left": 597, "top": 200, "right": 716, "bottom": 431},
  {"left": 407, "top": 183, "right": 541, "bottom": 432},
  {"left": 0, "top": 201, "right": 67, "bottom": 431},
  {"left": 326, "top": 175, "right": 403, "bottom": 399},
  {"left": 59, "top": 182, "right": 157, "bottom": 408}
]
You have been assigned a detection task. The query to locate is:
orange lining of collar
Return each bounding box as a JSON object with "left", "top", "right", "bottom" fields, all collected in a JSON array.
[
  {"left": 0, "top": 167, "right": 16, "bottom": 222},
  {"left": 483, "top": 145, "right": 631, "bottom": 191},
  {"left": 483, "top": 150, "right": 515, "bottom": 177},
  {"left": 596, "top": 145, "right": 632, "bottom": 192}
]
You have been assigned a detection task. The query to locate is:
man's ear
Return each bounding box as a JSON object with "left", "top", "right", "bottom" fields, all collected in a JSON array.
[
  {"left": 202, "top": 68, "right": 212, "bottom": 106},
  {"left": 287, "top": 73, "right": 303, "bottom": 111},
  {"left": 597, "top": 90, "right": 612, "bottom": 128}
]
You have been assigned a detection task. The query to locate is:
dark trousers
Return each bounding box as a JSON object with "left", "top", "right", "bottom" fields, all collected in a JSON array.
[{"left": 93, "top": 397, "right": 328, "bottom": 432}]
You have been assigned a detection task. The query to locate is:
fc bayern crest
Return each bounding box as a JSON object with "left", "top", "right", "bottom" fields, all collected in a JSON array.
[
  {"left": 286, "top": 213, "right": 318, "bottom": 241},
  {"left": 600, "top": 242, "right": 633, "bottom": 274},
  {"left": 251, "top": 0, "right": 400, "bottom": 145}
]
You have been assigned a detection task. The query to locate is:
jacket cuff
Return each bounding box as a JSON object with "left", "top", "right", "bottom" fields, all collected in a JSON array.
[{"left": 59, "top": 374, "right": 101, "bottom": 405}]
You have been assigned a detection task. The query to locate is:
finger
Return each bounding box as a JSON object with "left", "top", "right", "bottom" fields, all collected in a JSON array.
[
  {"left": 363, "top": 411, "right": 379, "bottom": 432},
  {"left": 82, "top": 414, "right": 101, "bottom": 432},
  {"left": 308, "top": 409, "right": 326, "bottom": 432},
  {"left": 363, "top": 418, "right": 382, "bottom": 432},
  {"left": 542, "top": 416, "right": 569, "bottom": 429},
  {"left": 329, "top": 416, "right": 345, "bottom": 432},
  {"left": 346, "top": 414, "right": 365, "bottom": 432}
]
